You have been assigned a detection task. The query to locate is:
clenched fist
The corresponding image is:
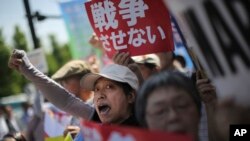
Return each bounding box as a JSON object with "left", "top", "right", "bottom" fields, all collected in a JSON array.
[{"left": 8, "top": 49, "right": 27, "bottom": 71}]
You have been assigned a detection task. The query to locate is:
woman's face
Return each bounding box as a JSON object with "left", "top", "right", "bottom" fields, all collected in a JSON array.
[
  {"left": 94, "top": 78, "right": 134, "bottom": 124},
  {"left": 145, "top": 86, "right": 199, "bottom": 137}
]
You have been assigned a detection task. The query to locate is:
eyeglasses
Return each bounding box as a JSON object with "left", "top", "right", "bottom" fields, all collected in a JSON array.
[{"left": 146, "top": 103, "right": 193, "bottom": 120}]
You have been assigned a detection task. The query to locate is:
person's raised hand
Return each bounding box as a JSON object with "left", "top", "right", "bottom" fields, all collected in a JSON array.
[
  {"left": 8, "top": 49, "right": 25, "bottom": 71},
  {"left": 196, "top": 70, "right": 217, "bottom": 104},
  {"left": 112, "top": 52, "right": 132, "bottom": 66},
  {"left": 63, "top": 125, "right": 80, "bottom": 139}
]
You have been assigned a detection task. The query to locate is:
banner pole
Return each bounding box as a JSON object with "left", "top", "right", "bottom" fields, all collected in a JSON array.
[{"left": 171, "top": 14, "right": 200, "bottom": 70}]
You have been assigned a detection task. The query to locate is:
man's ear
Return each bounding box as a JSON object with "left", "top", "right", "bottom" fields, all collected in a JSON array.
[{"left": 127, "top": 90, "right": 136, "bottom": 104}]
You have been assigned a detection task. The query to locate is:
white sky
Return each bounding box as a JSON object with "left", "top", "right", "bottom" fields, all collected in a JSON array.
[{"left": 0, "top": 0, "right": 73, "bottom": 52}]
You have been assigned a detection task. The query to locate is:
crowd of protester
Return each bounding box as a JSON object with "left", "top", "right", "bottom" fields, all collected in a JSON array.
[
  {"left": 5, "top": 42, "right": 250, "bottom": 141},
  {"left": 1, "top": 1, "right": 249, "bottom": 141}
]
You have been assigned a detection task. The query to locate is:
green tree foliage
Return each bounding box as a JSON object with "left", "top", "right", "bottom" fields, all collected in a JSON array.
[
  {"left": 0, "top": 26, "right": 72, "bottom": 97},
  {"left": 0, "top": 29, "right": 22, "bottom": 97},
  {"left": 49, "top": 35, "right": 64, "bottom": 67},
  {"left": 13, "top": 25, "right": 29, "bottom": 51},
  {"left": 46, "top": 34, "right": 71, "bottom": 76},
  {"left": 60, "top": 43, "right": 72, "bottom": 62},
  {"left": 46, "top": 53, "right": 59, "bottom": 76}
]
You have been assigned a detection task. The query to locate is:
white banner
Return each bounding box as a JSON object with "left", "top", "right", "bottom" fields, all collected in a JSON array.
[
  {"left": 27, "top": 48, "right": 48, "bottom": 73},
  {"left": 164, "top": 0, "right": 250, "bottom": 106}
]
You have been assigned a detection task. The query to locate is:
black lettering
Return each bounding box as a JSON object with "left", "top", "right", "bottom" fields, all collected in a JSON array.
[
  {"left": 204, "top": 1, "right": 250, "bottom": 74},
  {"left": 184, "top": 9, "right": 225, "bottom": 77},
  {"left": 224, "top": 0, "right": 250, "bottom": 48}
]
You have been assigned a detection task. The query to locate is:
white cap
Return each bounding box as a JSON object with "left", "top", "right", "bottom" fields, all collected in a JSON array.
[
  {"left": 80, "top": 64, "right": 139, "bottom": 91},
  {"left": 132, "top": 54, "right": 160, "bottom": 67}
]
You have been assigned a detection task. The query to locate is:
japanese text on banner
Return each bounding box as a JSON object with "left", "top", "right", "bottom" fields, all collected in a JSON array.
[{"left": 85, "top": 0, "right": 174, "bottom": 58}]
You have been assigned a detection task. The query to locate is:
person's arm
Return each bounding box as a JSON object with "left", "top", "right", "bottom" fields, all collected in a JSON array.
[
  {"left": 8, "top": 50, "right": 94, "bottom": 119},
  {"left": 196, "top": 70, "right": 218, "bottom": 141}
]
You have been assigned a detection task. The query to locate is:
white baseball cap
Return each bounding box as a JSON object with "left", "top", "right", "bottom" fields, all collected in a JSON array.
[
  {"left": 80, "top": 64, "right": 139, "bottom": 91},
  {"left": 132, "top": 54, "right": 160, "bottom": 67}
]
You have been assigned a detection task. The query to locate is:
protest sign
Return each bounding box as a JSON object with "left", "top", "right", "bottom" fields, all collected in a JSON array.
[
  {"left": 27, "top": 48, "right": 48, "bottom": 73},
  {"left": 44, "top": 107, "right": 72, "bottom": 139},
  {"left": 85, "top": 0, "right": 174, "bottom": 58},
  {"left": 45, "top": 136, "right": 64, "bottom": 141},
  {"left": 80, "top": 120, "right": 192, "bottom": 141},
  {"left": 164, "top": 0, "right": 250, "bottom": 106},
  {"left": 64, "top": 133, "right": 73, "bottom": 141},
  {"left": 60, "top": 0, "right": 100, "bottom": 59}
]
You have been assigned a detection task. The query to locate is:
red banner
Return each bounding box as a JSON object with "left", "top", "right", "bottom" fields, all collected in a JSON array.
[
  {"left": 80, "top": 120, "right": 193, "bottom": 141},
  {"left": 85, "top": 0, "right": 174, "bottom": 58}
]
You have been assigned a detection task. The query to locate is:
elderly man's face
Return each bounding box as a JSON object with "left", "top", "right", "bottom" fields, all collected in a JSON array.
[
  {"left": 145, "top": 87, "right": 200, "bottom": 138},
  {"left": 61, "top": 76, "right": 81, "bottom": 97},
  {"left": 61, "top": 76, "right": 93, "bottom": 102}
]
